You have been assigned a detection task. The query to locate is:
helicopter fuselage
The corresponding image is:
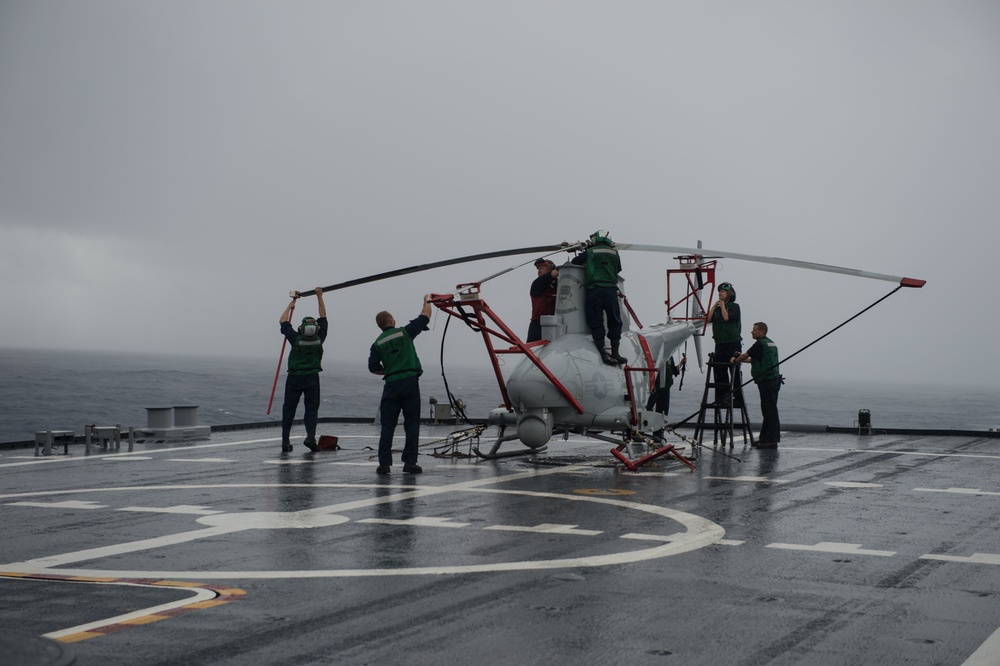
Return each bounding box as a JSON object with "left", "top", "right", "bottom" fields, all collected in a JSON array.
[{"left": 489, "top": 263, "right": 696, "bottom": 448}]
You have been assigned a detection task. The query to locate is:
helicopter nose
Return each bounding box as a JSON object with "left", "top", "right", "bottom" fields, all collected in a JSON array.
[{"left": 517, "top": 410, "right": 553, "bottom": 448}]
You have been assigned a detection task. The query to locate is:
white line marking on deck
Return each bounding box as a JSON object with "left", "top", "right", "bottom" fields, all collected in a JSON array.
[
  {"left": 9, "top": 501, "right": 108, "bottom": 510},
  {"left": 961, "top": 620, "right": 1000, "bottom": 666},
  {"left": 0, "top": 458, "right": 76, "bottom": 468},
  {"left": 825, "top": 481, "right": 884, "bottom": 488},
  {"left": 915, "top": 487, "right": 1000, "bottom": 496},
  {"left": 792, "top": 447, "right": 1000, "bottom": 461},
  {"left": 357, "top": 517, "right": 471, "bottom": 528},
  {"left": 8, "top": 526, "right": 248, "bottom": 568},
  {"left": 42, "top": 583, "right": 218, "bottom": 640},
  {"left": 118, "top": 505, "right": 225, "bottom": 515},
  {"left": 704, "top": 475, "right": 790, "bottom": 483},
  {"left": 920, "top": 553, "right": 1000, "bottom": 565},
  {"left": 766, "top": 541, "right": 896, "bottom": 556},
  {"left": 620, "top": 533, "right": 744, "bottom": 546},
  {"left": 486, "top": 523, "right": 602, "bottom": 535},
  {"left": 0, "top": 466, "right": 726, "bottom": 579},
  {"left": 165, "top": 458, "right": 236, "bottom": 463}
]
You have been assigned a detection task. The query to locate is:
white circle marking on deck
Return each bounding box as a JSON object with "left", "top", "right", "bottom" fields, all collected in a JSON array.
[{"left": 0, "top": 470, "right": 725, "bottom": 580}]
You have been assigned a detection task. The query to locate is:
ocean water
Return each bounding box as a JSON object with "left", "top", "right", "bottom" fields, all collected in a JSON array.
[{"left": 1, "top": 347, "right": 997, "bottom": 443}]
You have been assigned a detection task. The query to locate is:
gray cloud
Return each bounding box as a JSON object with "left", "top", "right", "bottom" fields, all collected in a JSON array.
[{"left": 1, "top": 1, "right": 998, "bottom": 387}]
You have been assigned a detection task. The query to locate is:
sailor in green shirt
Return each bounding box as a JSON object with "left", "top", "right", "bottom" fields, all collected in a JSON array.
[
  {"left": 734, "top": 322, "right": 782, "bottom": 448},
  {"left": 706, "top": 282, "right": 741, "bottom": 404},
  {"left": 571, "top": 230, "right": 626, "bottom": 365},
  {"left": 368, "top": 295, "right": 433, "bottom": 475},
  {"left": 278, "top": 287, "right": 328, "bottom": 453}
]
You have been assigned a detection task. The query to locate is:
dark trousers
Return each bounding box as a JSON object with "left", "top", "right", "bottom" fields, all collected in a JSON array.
[
  {"left": 712, "top": 343, "right": 741, "bottom": 402},
  {"left": 378, "top": 375, "right": 421, "bottom": 468},
  {"left": 584, "top": 286, "right": 622, "bottom": 349},
  {"left": 757, "top": 378, "right": 781, "bottom": 443},
  {"left": 646, "top": 388, "right": 671, "bottom": 416},
  {"left": 526, "top": 319, "right": 542, "bottom": 343},
  {"left": 281, "top": 373, "right": 320, "bottom": 440}
]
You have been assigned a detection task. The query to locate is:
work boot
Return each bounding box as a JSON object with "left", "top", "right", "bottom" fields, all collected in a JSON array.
[
  {"left": 303, "top": 435, "right": 319, "bottom": 452},
  {"left": 595, "top": 341, "right": 617, "bottom": 366},
  {"left": 403, "top": 463, "right": 423, "bottom": 474},
  {"left": 281, "top": 439, "right": 293, "bottom": 453},
  {"left": 610, "top": 342, "right": 627, "bottom": 365}
]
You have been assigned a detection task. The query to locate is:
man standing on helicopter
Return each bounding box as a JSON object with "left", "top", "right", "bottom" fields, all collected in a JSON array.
[
  {"left": 571, "top": 230, "right": 626, "bottom": 366},
  {"left": 526, "top": 258, "right": 559, "bottom": 343}
]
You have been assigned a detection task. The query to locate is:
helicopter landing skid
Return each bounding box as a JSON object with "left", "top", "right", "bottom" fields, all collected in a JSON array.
[
  {"left": 473, "top": 426, "right": 550, "bottom": 459},
  {"left": 473, "top": 444, "right": 550, "bottom": 459}
]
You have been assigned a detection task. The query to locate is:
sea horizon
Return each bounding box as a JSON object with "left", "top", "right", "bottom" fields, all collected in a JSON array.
[{"left": 1, "top": 346, "right": 998, "bottom": 444}]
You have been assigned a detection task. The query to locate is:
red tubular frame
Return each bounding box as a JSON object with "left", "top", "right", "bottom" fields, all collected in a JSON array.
[
  {"left": 428, "top": 284, "right": 585, "bottom": 415},
  {"left": 636, "top": 334, "right": 656, "bottom": 391},
  {"left": 623, "top": 366, "right": 655, "bottom": 427},
  {"left": 611, "top": 444, "right": 695, "bottom": 472},
  {"left": 266, "top": 299, "right": 295, "bottom": 414},
  {"left": 619, "top": 292, "right": 643, "bottom": 329},
  {"left": 618, "top": 366, "right": 696, "bottom": 472},
  {"left": 666, "top": 256, "right": 716, "bottom": 334}
]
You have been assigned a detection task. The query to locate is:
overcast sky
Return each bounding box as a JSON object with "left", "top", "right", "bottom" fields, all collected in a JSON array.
[{"left": 1, "top": 1, "right": 998, "bottom": 388}]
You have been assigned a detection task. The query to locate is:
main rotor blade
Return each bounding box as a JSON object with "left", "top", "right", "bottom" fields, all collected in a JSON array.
[
  {"left": 297, "top": 245, "right": 570, "bottom": 296},
  {"left": 475, "top": 242, "right": 585, "bottom": 285},
  {"left": 615, "top": 243, "right": 926, "bottom": 288}
]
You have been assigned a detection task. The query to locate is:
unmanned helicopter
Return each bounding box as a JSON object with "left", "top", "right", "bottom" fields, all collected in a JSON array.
[{"left": 298, "top": 234, "right": 925, "bottom": 466}]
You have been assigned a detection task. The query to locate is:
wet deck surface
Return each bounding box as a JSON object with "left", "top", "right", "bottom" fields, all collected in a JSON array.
[{"left": 3, "top": 424, "right": 1000, "bottom": 665}]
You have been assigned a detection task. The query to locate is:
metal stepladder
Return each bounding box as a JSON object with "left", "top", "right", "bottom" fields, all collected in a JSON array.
[{"left": 693, "top": 353, "right": 756, "bottom": 449}]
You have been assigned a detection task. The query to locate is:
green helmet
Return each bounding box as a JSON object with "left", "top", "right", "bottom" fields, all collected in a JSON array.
[
  {"left": 299, "top": 316, "right": 319, "bottom": 337},
  {"left": 589, "top": 229, "right": 612, "bottom": 245}
]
